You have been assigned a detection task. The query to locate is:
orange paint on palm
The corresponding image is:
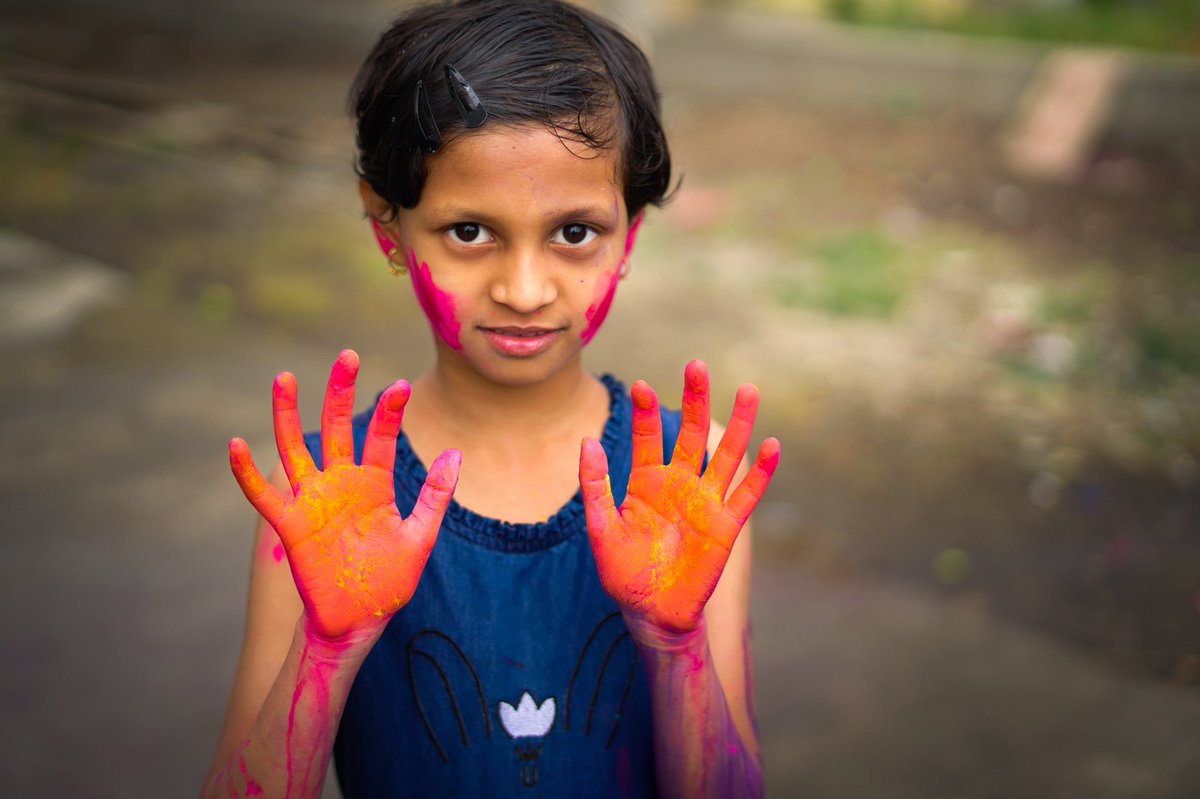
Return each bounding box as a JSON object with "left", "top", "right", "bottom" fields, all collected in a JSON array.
[
  {"left": 230, "top": 349, "right": 461, "bottom": 640},
  {"left": 579, "top": 360, "right": 780, "bottom": 635}
]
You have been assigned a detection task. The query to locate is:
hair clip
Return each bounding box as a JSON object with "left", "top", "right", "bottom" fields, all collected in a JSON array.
[
  {"left": 443, "top": 63, "right": 488, "bottom": 129},
  {"left": 414, "top": 79, "right": 443, "bottom": 153}
]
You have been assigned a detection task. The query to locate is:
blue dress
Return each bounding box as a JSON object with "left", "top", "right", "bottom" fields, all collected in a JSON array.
[{"left": 304, "top": 375, "right": 692, "bottom": 798}]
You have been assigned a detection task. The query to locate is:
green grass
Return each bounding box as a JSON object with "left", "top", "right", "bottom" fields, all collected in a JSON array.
[{"left": 775, "top": 229, "right": 906, "bottom": 317}]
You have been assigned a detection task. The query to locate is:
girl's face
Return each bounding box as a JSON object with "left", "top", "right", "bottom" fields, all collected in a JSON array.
[{"left": 379, "top": 125, "right": 640, "bottom": 387}]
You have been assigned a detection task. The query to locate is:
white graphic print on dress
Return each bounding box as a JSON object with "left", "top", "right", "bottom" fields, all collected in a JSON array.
[{"left": 499, "top": 691, "right": 556, "bottom": 787}]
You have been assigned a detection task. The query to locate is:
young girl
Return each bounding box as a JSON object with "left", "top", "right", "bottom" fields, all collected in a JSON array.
[{"left": 204, "top": 1, "right": 779, "bottom": 796}]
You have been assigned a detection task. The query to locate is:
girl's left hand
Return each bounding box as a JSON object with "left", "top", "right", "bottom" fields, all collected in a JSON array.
[{"left": 579, "top": 361, "right": 780, "bottom": 636}]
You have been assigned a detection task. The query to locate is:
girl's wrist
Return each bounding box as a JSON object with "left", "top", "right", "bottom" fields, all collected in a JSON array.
[
  {"left": 621, "top": 610, "right": 708, "bottom": 657},
  {"left": 296, "top": 614, "right": 384, "bottom": 665}
]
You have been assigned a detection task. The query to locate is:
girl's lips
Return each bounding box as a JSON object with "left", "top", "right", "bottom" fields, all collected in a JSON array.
[{"left": 480, "top": 327, "right": 564, "bottom": 357}]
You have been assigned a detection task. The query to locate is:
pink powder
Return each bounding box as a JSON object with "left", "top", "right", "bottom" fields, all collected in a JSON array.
[
  {"left": 581, "top": 269, "right": 619, "bottom": 345},
  {"left": 581, "top": 211, "right": 643, "bottom": 345},
  {"left": 407, "top": 248, "right": 462, "bottom": 350},
  {"left": 370, "top": 219, "right": 396, "bottom": 257},
  {"left": 272, "top": 543, "right": 285, "bottom": 563},
  {"left": 244, "top": 779, "right": 264, "bottom": 796}
]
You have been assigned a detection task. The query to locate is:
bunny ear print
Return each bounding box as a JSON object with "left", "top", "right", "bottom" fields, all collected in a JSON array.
[
  {"left": 406, "top": 630, "right": 492, "bottom": 763},
  {"left": 564, "top": 612, "right": 638, "bottom": 748}
]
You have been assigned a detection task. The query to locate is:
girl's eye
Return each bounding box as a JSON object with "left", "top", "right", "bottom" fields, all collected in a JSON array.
[
  {"left": 448, "top": 223, "right": 493, "bottom": 245},
  {"left": 553, "top": 223, "right": 597, "bottom": 247}
]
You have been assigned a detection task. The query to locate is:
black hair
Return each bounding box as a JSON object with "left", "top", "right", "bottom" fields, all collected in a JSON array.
[{"left": 349, "top": 0, "right": 672, "bottom": 219}]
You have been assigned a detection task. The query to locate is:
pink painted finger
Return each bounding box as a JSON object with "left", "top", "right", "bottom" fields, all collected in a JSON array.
[
  {"left": 703, "top": 383, "right": 760, "bottom": 498},
  {"left": 273, "top": 371, "right": 316, "bottom": 491},
  {"left": 724, "top": 437, "right": 781, "bottom": 532},
  {"left": 321, "top": 349, "right": 360, "bottom": 468},
  {"left": 629, "top": 381, "right": 664, "bottom": 469},
  {"left": 670, "top": 359, "right": 710, "bottom": 474},
  {"left": 406, "top": 448, "right": 461, "bottom": 541},
  {"left": 579, "top": 436, "right": 621, "bottom": 537},
  {"left": 362, "top": 380, "right": 411, "bottom": 472},
  {"left": 229, "top": 438, "right": 288, "bottom": 529}
]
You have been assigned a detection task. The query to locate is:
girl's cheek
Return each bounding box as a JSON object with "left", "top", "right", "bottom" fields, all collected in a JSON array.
[
  {"left": 581, "top": 268, "right": 619, "bottom": 346},
  {"left": 407, "top": 248, "right": 463, "bottom": 351},
  {"left": 580, "top": 211, "right": 643, "bottom": 346}
]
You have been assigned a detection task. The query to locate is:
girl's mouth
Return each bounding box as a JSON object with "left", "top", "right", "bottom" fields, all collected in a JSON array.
[{"left": 479, "top": 326, "right": 565, "bottom": 357}]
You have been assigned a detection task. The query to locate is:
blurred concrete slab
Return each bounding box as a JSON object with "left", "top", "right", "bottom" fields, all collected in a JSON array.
[{"left": 1003, "top": 50, "right": 1127, "bottom": 181}]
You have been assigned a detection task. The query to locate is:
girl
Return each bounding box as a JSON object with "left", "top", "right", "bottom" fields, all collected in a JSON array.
[{"left": 204, "top": 1, "right": 779, "bottom": 796}]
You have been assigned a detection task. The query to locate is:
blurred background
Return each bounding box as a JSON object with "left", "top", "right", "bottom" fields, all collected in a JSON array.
[{"left": 1, "top": 0, "right": 1198, "bottom": 796}]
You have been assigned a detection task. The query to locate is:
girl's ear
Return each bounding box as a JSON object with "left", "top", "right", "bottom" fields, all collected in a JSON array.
[{"left": 359, "top": 179, "right": 398, "bottom": 226}]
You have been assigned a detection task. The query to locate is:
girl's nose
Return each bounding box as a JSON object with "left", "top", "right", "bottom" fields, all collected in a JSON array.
[{"left": 489, "top": 250, "right": 558, "bottom": 313}]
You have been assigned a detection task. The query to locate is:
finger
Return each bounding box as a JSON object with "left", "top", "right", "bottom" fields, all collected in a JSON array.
[
  {"left": 724, "top": 437, "right": 781, "bottom": 531},
  {"left": 703, "top": 384, "right": 760, "bottom": 498},
  {"left": 630, "top": 381, "right": 663, "bottom": 469},
  {"left": 579, "top": 436, "right": 621, "bottom": 537},
  {"left": 406, "top": 448, "right": 461, "bottom": 546},
  {"left": 321, "top": 349, "right": 360, "bottom": 467},
  {"left": 362, "top": 380, "right": 411, "bottom": 471},
  {"left": 670, "top": 359, "right": 710, "bottom": 474},
  {"left": 229, "top": 438, "right": 288, "bottom": 529},
  {"left": 273, "top": 372, "right": 317, "bottom": 491}
]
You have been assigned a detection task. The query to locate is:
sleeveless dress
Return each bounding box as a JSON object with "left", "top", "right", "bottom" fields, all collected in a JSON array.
[{"left": 303, "top": 375, "right": 693, "bottom": 798}]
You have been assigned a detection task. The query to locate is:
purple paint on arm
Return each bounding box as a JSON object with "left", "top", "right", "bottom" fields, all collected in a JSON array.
[{"left": 407, "top": 248, "right": 462, "bottom": 350}]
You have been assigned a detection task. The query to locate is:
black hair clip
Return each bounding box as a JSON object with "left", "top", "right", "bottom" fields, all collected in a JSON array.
[
  {"left": 444, "top": 63, "right": 488, "bottom": 129},
  {"left": 414, "top": 79, "right": 443, "bottom": 153}
]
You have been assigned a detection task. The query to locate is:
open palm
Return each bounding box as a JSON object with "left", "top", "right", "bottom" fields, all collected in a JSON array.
[
  {"left": 580, "top": 361, "right": 780, "bottom": 634},
  {"left": 229, "top": 350, "right": 460, "bottom": 640}
]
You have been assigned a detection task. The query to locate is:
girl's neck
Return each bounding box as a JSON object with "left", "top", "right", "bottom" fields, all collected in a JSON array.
[{"left": 407, "top": 351, "right": 604, "bottom": 448}]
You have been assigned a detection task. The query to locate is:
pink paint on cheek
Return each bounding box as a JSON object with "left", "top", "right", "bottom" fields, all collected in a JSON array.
[
  {"left": 581, "top": 269, "right": 619, "bottom": 345},
  {"left": 581, "top": 211, "right": 643, "bottom": 345},
  {"left": 407, "top": 248, "right": 462, "bottom": 350},
  {"left": 369, "top": 219, "right": 395, "bottom": 256}
]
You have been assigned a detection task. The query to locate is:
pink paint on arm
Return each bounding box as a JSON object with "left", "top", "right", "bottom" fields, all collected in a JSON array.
[
  {"left": 633, "top": 618, "right": 764, "bottom": 798},
  {"left": 581, "top": 210, "right": 643, "bottom": 345},
  {"left": 408, "top": 248, "right": 462, "bottom": 350},
  {"left": 272, "top": 543, "right": 285, "bottom": 563}
]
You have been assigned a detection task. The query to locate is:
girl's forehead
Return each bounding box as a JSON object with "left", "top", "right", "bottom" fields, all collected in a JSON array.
[{"left": 419, "top": 125, "right": 623, "bottom": 216}]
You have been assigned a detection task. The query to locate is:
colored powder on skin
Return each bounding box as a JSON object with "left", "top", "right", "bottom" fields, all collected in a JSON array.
[
  {"left": 272, "top": 543, "right": 285, "bottom": 563},
  {"left": 581, "top": 211, "right": 643, "bottom": 345},
  {"left": 244, "top": 779, "right": 264, "bottom": 796},
  {"left": 370, "top": 219, "right": 395, "bottom": 256},
  {"left": 285, "top": 633, "right": 337, "bottom": 795},
  {"left": 407, "top": 248, "right": 462, "bottom": 350}
]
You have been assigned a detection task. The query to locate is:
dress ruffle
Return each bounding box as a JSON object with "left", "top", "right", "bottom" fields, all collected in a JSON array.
[{"left": 390, "top": 374, "right": 627, "bottom": 553}]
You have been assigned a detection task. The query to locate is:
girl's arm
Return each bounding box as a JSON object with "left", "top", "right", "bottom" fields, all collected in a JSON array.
[
  {"left": 580, "top": 361, "right": 777, "bottom": 798},
  {"left": 203, "top": 350, "right": 459, "bottom": 798}
]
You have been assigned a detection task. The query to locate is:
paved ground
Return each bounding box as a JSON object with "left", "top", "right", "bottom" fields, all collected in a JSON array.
[{"left": 2, "top": 3, "right": 1200, "bottom": 798}]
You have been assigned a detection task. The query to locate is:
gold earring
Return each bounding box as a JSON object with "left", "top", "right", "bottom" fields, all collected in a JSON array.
[{"left": 386, "top": 247, "right": 408, "bottom": 277}]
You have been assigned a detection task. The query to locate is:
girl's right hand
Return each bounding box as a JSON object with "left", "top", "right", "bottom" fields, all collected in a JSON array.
[{"left": 228, "top": 349, "right": 460, "bottom": 642}]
